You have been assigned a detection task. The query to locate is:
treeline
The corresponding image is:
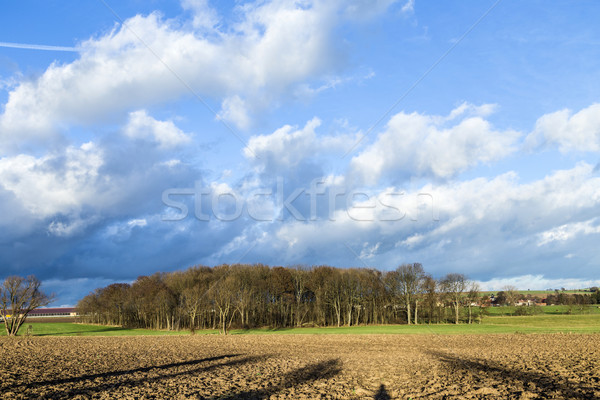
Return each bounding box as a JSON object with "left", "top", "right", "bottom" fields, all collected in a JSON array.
[
  {"left": 493, "top": 289, "right": 600, "bottom": 306},
  {"left": 77, "top": 263, "right": 487, "bottom": 334},
  {"left": 545, "top": 292, "right": 600, "bottom": 306}
]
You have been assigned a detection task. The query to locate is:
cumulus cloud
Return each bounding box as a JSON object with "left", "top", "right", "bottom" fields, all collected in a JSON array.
[
  {"left": 0, "top": 132, "right": 200, "bottom": 241},
  {"left": 526, "top": 103, "right": 600, "bottom": 152},
  {"left": 124, "top": 110, "right": 191, "bottom": 148},
  {"left": 2, "top": 0, "right": 599, "bottom": 303},
  {"left": 232, "top": 161, "right": 600, "bottom": 277},
  {"left": 0, "top": 142, "right": 104, "bottom": 219},
  {"left": 245, "top": 118, "right": 321, "bottom": 171},
  {"left": 0, "top": 0, "right": 399, "bottom": 151},
  {"left": 379, "top": 162, "right": 600, "bottom": 256},
  {"left": 537, "top": 218, "right": 600, "bottom": 246},
  {"left": 349, "top": 104, "right": 520, "bottom": 184},
  {"left": 245, "top": 117, "right": 358, "bottom": 173},
  {"left": 180, "top": 0, "right": 219, "bottom": 30},
  {"left": 218, "top": 96, "right": 251, "bottom": 130},
  {"left": 232, "top": 105, "right": 600, "bottom": 277}
]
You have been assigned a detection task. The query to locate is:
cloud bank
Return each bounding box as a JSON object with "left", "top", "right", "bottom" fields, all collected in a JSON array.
[{"left": 1, "top": 0, "right": 599, "bottom": 305}]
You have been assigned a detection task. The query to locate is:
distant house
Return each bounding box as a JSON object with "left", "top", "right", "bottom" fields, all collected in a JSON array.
[
  {"left": 515, "top": 299, "right": 535, "bottom": 306},
  {"left": 536, "top": 298, "right": 547, "bottom": 306}
]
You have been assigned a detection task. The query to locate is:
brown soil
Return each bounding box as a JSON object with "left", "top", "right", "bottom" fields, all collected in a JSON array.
[{"left": 1, "top": 334, "right": 599, "bottom": 399}]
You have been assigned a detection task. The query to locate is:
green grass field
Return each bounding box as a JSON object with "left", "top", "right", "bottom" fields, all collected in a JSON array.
[
  {"left": 229, "top": 313, "right": 600, "bottom": 335},
  {"left": 2, "top": 308, "right": 600, "bottom": 337},
  {"left": 0, "top": 323, "right": 192, "bottom": 337}
]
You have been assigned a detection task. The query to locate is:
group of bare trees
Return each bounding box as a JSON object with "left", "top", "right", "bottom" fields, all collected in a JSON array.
[{"left": 77, "top": 263, "right": 484, "bottom": 333}]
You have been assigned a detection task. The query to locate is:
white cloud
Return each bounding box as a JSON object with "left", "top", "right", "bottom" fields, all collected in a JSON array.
[
  {"left": 124, "top": 110, "right": 191, "bottom": 148},
  {"left": 360, "top": 242, "right": 381, "bottom": 259},
  {"left": 160, "top": 159, "right": 182, "bottom": 168},
  {"left": 241, "top": 161, "right": 600, "bottom": 275},
  {"left": 48, "top": 217, "right": 99, "bottom": 237},
  {"left": 0, "top": 1, "right": 399, "bottom": 151},
  {"left": 399, "top": 162, "right": 600, "bottom": 244},
  {"left": 227, "top": 103, "right": 600, "bottom": 274},
  {"left": 537, "top": 218, "right": 600, "bottom": 246},
  {"left": 294, "top": 76, "right": 344, "bottom": 97},
  {"left": 128, "top": 218, "right": 148, "bottom": 228},
  {"left": 0, "top": 142, "right": 104, "bottom": 218},
  {"left": 245, "top": 117, "right": 363, "bottom": 174},
  {"left": 245, "top": 118, "right": 321, "bottom": 170},
  {"left": 218, "top": 96, "right": 251, "bottom": 130},
  {"left": 401, "top": 0, "right": 415, "bottom": 14},
  {"left": 350, "top": 104, "right": 520, "bottom": 184},
  {"left": 181, "top": 0, "right": 219, "bottom": 30},
  {"left": 444, "top": 102, "right": 497, "bottom": 121},
  {"left": 104, "top": 218, "right": 148, "bottom": 240},
  {"left": 0, "top": 127, "right": 196, "bottom": 238},
  {"left": 526, "top": 103, "right": 600, "bottom": 152}
]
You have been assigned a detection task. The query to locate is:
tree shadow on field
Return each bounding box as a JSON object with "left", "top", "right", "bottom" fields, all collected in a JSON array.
[
  {"left": 265, "top": 326, "right": 293, "bottom": 332},
  {"left": 12, "top": 353, "right": 267, "bottom": 398},
  {"left": 222, "top": 358, "right": 342, "bottom": 399},
  {"left": 428, "top": 350, "right": 598, "bottom": 399},
  {"left": 34, "top": 326, "right": 129, "bottom": 336}
]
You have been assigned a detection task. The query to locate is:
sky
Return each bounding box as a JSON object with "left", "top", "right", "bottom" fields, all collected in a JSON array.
[{"left": 1, "top": 0, "right": 600, "bottom": 306}]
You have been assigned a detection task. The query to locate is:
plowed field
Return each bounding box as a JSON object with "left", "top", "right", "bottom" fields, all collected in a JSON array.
[{"left": 1, "top": 334, "right": 599, "bottom": 399}]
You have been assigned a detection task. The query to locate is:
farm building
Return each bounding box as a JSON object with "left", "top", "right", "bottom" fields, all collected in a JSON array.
[
  {"left": 1, "top": 307, "right": 78, "bottom": 319},
  {"left": 28, "top": 307, "right": 78, "bottom": 317}
]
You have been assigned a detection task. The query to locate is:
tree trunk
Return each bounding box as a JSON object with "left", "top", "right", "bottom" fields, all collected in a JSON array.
[
  {"left": 220, "top": 309, "right": 227, "bottom": 335},
  {"left": 346, "top": 304, "right": 352, "bottom": 327},
  {"left": 406, "top": 295, "right": 411, "bottom": 325},
  {"left": 468, "top": 304, "right": 472, "bottom": 324},
  {"left": 333, "top": 297, "right": 341, "bottom": 327},
  {"left": 454, "top": 302, "right": 460, "bottom": 324},
  {"left": 414, "top": 300, "right": 419, "bottom": 325}
]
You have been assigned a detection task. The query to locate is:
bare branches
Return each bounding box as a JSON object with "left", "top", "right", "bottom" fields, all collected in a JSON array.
[
  {"left": 441, "top": 273, "right": 468, "bottom": 324},
  {"left": 0, "top": 275, "right": 53, "bottom": 336}
]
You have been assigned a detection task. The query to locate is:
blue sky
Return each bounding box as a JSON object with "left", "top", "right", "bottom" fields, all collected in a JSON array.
[{"left": 1, "top": 0, "right": 600, "bottom": 305}]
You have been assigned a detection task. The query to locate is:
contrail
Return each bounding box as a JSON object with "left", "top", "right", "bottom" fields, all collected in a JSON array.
[{"left": 0, "top": 41, "right": 79, "bottom": 52}]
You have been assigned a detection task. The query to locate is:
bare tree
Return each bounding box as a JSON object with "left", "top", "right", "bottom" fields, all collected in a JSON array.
[
  {"left": 1, "top": 276, "right": 53, "bottom": 336},
  {"left": 291, "top": 266, "right": 309, "bottom": 327},
  {"left": 503, "top": 285, "right": 519, "bottom": 306},
  {"left": 182, "top": 284, "right": 205, "bottom": 330},
  {"left": 208, "top": 267, "right": 238, "bottom": 335},
  {"left": 421, "top": 275, "right": 440, "bottom": 323},
  {"left": 467, "top": 282, "right": 481, "bottom": 324},
  {"left": 326, "top": 269, "right": 344, "bottom": 327},
  {"left": 441, "top": 273, "right": 467, "bottom": 324},
  {"left": 394, "top": 263, "right": 425, "bottom": 325}
]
